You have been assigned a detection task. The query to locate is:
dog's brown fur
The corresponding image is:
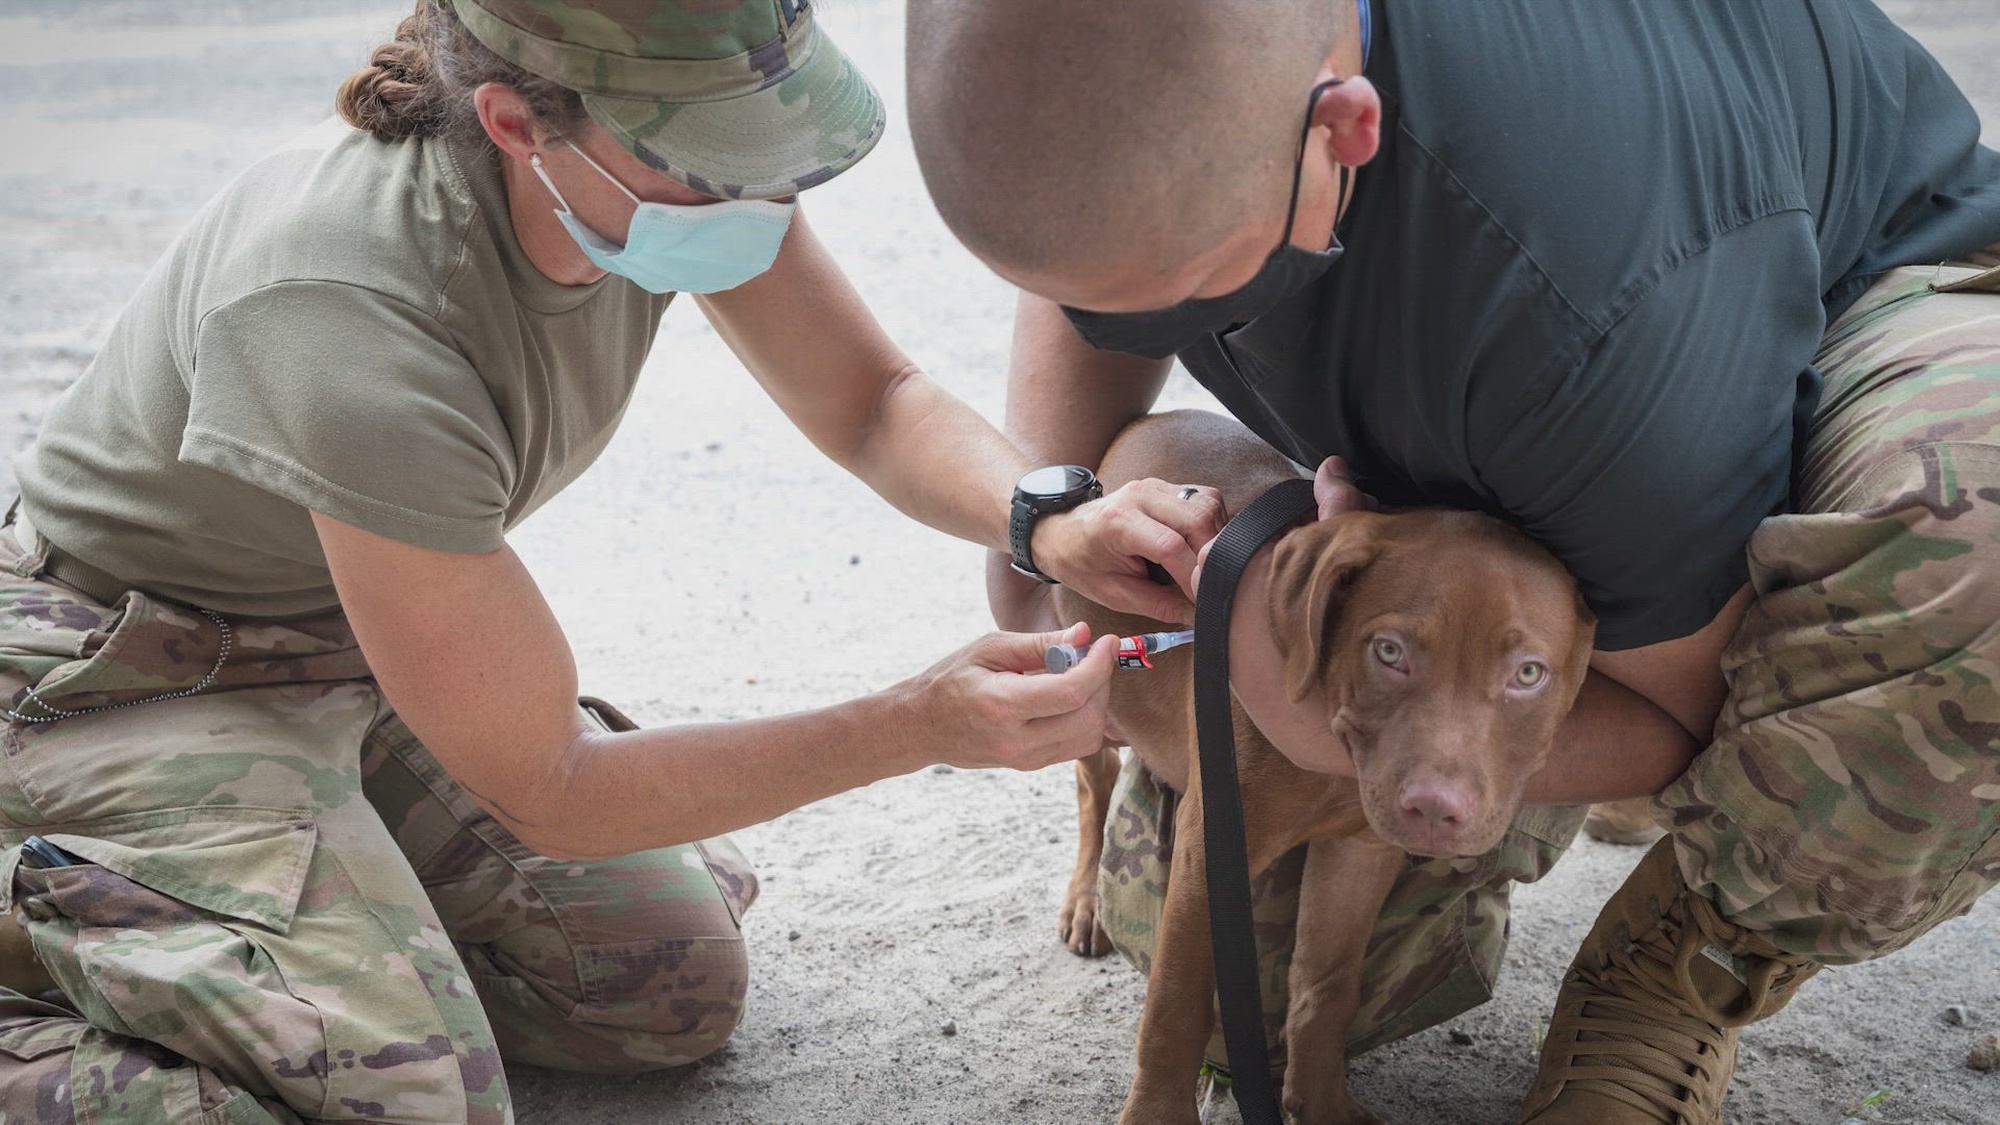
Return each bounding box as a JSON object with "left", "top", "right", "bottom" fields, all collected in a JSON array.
[{"left": 1053, "top": 411, "right": 1595, "bottom": 1125}]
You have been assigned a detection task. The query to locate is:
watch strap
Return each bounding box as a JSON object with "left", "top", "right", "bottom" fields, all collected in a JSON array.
[
  {"left": 1008, "top": 474, "right": 1102, "bottom": 583},
  {"left": 1009, "top": 495, "right": 1057, "bottom": 582}
]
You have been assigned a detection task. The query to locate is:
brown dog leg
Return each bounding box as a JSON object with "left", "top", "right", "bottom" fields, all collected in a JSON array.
[
  {"left": 1062, "top": 741, "right": 1123, "bottom": 956},
  {"left": 1120, "top": 785, "right": 1218, "bottom": 1125},
  {"left": 1281, "top": 836, "right": 1405, "bottom": 1125}
]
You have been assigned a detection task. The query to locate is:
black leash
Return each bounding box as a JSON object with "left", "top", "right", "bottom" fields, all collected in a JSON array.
[{"left": 1192, "top": 477, "right": 1317, "bottom": 1125}]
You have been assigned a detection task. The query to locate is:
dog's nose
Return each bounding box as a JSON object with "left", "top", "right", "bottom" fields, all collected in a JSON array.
[{"left": 1399, "top": 782, "right": 1473, "bottom": 832}]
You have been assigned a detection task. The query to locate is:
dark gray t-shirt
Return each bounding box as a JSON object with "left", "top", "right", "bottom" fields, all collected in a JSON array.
[{"left": 1181, "top": 0, "right": 2000, "bottom": 650}]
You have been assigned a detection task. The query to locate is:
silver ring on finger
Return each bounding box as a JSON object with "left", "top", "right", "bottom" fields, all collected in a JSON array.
[{"left": 1178, "top": 485, "right": 1201, "bottom": 501}]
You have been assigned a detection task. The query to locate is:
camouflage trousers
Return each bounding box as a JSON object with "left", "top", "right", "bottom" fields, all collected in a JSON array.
[
  {"left": 0, "top": 520, "right": 758, "bottom": 1123},
  {"left": 1098, "top": 257, "right": 2000, "bottom": 1063}
]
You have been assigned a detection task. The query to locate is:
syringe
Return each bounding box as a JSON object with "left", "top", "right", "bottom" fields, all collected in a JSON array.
[{"left": 1045, "top": 629, "right": 1196, "bottom": 674}]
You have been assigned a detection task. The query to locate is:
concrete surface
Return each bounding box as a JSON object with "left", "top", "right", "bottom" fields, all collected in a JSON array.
[{"left": 1, "top": 2, "right": 1995, "bottom": 1122}]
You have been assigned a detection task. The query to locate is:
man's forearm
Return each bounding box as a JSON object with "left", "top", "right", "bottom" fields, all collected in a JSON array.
[
  {"left": 1004, "top": 292, "right": 1172, "bottom": 462},
  {"left": 1525, "top": 586, "right": 1747, "bottom": 802},
  {"left": 1522, "top": 670, "right": 1702, "bottom": 804},
  {"left": 988, "top": 293, "right": 1175, "bottom": 631}
]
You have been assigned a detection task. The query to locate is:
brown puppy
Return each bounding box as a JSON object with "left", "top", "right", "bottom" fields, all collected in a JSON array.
[{"left": 1053, "top": 410, "right": 1594, "bottom": 1125}]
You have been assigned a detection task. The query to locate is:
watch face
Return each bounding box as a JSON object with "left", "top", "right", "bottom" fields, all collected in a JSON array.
[{"left": 1019, "top": 464, "right": 1092, "bottom": 498}]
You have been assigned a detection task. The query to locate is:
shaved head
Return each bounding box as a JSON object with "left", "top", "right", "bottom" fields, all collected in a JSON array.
[{"left": 908, "top": 0, "right": 1342, "bottom": 288}]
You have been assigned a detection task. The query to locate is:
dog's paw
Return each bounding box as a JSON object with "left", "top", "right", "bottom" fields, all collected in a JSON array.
[
  {"left": 1284, "top": 1088, "right": 1386, "bottom": 1125},
  {"left": 1118, "top": 1090, "right": 1201, "bottom": 1125},
  {"left": 1285, "top": 1104, "right": 1386, "bottom": 1125},
  {"left": 1058, "top": 886, "right": 1114, "bottom": 957}
]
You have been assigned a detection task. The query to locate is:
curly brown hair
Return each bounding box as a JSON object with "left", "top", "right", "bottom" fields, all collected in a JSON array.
[{"left": 336, "top": 0, "right": 588, "bottom": 144}]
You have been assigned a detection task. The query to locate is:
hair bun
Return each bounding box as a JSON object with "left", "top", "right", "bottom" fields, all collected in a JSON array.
[
  {"left": 334, "top": 0, "right": 584, "bottom": 146},
  {"left": 336, "top": 14, "right": 443, "bottom": 140}
]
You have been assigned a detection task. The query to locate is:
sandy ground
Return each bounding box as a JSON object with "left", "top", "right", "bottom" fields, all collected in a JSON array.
[{"left": 2, "top": 3, "right": 1997, "bottom": 1123}]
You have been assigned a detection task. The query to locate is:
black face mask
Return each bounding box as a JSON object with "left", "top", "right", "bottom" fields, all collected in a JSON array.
[{"left": 1061, "top": 80, "right": 1351, "bottom": 361}]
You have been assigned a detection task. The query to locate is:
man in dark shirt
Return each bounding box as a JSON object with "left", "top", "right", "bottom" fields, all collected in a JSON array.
[{"left": 907, "top": 0, "right": 2000, "bottom": 1120}]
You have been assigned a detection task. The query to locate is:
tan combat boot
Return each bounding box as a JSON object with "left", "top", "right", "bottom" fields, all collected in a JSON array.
[
  {"left": 1582, "top": 797, "right": 1666, "bottom": 847},
  {"left": 1520, "top": 838, "right": 1820, "bottom": 1124}
]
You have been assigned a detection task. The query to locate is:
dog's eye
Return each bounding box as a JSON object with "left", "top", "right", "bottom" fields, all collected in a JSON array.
[
  {"left": 1372, "top": 638, "right": 1404, "bottom": 667},
  {"left": 1515, "top": 662, "right": 1547, "bottom": 688}
]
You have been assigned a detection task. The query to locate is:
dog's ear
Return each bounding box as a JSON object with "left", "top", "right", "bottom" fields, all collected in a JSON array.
[{"left": 1266, "top": 512, "right": 1385, "bottom": 705}]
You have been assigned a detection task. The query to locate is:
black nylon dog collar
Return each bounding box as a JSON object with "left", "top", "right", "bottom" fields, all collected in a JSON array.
[{"left": 1192, "top": 476, "right": 1316, "bottom": 1125}]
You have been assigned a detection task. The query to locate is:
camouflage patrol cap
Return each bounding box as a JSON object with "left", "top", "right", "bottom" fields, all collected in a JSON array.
[{"left": 450, "top": 0, "right": 884, "bottom": 200}]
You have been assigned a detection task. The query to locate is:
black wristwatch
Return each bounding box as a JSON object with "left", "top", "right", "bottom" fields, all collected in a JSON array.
[{"left": 1008, "top": 464, "right": 1103, "bottom": 583}]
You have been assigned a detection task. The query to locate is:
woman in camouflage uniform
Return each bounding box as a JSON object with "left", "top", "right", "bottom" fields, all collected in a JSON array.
[{"left": 0, "top": 1, "right": 1225, "bottom": 1121}]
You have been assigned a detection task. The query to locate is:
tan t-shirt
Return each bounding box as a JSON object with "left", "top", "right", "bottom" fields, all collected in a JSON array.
[{"left": 14, "top": 118, "right": 671, "bottom": 617}]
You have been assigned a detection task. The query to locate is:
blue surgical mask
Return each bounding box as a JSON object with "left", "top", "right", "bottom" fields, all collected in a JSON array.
[{"left": 530, "top": 143, "right": 795, "bottom": 294}]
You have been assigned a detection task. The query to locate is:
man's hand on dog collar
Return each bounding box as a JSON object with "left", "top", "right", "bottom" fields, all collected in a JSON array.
[{"left": 1031, "top": 477, "right": 1227, "bottom": 624}]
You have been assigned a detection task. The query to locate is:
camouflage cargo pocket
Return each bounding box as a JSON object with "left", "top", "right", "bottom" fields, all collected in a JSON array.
[
  {"left": 0, "top": 579, "right": 126, "bottom": 715},
  {"left": 0, "top": 809, "right": 475, "bottom": 1121},
  {"left": 0, "top": 990, "right": 296, "bottom": 1124}
]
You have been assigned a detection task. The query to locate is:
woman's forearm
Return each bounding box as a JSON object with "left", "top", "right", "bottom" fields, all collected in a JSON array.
[
  {"left": 319, "top": 509, "right": 1118, "bottom": 865},
  {"left": 832, "top": 290, "right": 1180, "bottom": 556},
  {"left": 521, "top": 690, "right": 927, "bottom": 860},
  {"left": 492, "top": 623, "right": 1118, "bottom": 860},
  {"left": 842, "top": 366, "right": 1025, "bottom": 551}
]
